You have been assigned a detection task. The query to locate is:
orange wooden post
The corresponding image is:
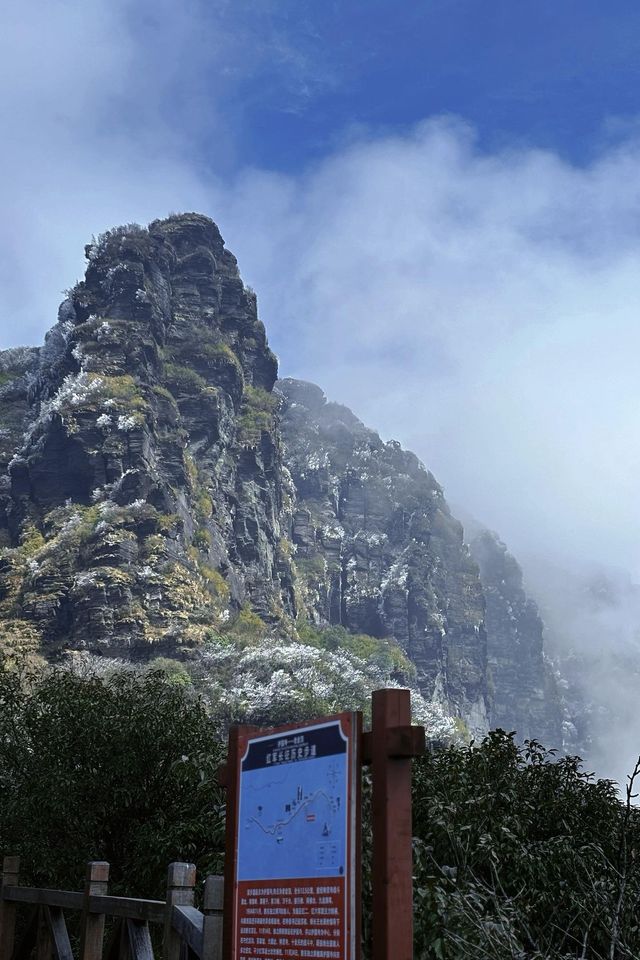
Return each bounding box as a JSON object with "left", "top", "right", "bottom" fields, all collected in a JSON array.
[
  {"left": 371, "top": 688, "right": 424, "bottom": 960},
  {"left": 222, "top": 725, "right": 258, "bottom": 960}
]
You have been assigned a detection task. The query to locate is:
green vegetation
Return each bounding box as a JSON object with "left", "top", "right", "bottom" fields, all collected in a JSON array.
[
  {"left": 151, "top": 384, "right": 180, "bottom": 406},
  {"left": 237, "top": 385, "right": 278, "bottom": 445},
  {"left": 0, "top": 662, "right": 225, "bottom": 896},
  {"left": 193, "top": 527, "right": 212, "bottom": 550},
  {"left": 2, "top": 659, "right": 639, "bottom": 957},
  {"left": 148, "top": 657, "right": 192, "bottom": 686},
  {"left": 165, "top": 331, "right": 241, "bottom": 370},
  {"left": 227, "top": 604, "right": 267, "bottom": 641},
  {"left": 19, "top": 525, "right": 46, "bottom": 555},
  {"left": 296, "top": 553, "right": 328, "bottom": 578},
  {"left": 0, "top": 371, "right": 16, "bottom": 387},
  {"left": 297, "top": 622, "right": 414, "bottom": 677},
  {"left": 163, "top": 362, "right": 209, "bottom": 394},
  {"left": 195, "top": 491, "right": 213, "bottom": 519},
  {"left": 198, "top": 565, "right": 230, "bottom": 599},
  {"left": 95, "top": 374, "right": 147, "bottom": 410},
  {"left": 411, "top": 733, "right": 639, "bottom": 959}
]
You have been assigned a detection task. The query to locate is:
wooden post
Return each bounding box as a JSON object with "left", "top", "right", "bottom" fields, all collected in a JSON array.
[
  {"left": 371, "top": 688, "right": 421, "bottom": 960},
  {"left": 36, "top": 907, "right": 51, "bottom": 960},
  {"left": 0, "top": 856, "right": 20, "bottom": 960},
  {"left": 202, "top": 876, "right": 224, "bottom": 960},
  {"left": 163, "top": 862, "right": 196, "bottom": 960},
  {"left": 79, "top": 862, "right": 109, "bottom": 960}
]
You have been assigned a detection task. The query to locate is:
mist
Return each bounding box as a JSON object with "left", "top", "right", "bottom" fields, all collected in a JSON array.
[
  {"left": 2, "top": 1, "right": 639, "bottom": 782},
  {"left": 209, "top": 121, "right": 640, "bottom": 784}
]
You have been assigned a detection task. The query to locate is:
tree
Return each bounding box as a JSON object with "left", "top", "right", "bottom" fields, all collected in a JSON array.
[
  {"left": 411, "top": 731, "right": 640, "bottom": 959},
  {"left": 0, "top": 659, "right": 226, "bottom": 897}
]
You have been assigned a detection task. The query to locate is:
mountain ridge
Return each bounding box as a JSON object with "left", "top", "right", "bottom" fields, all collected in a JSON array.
[{"left": 0, "top": 212, "right": 563, "bottom": 743}]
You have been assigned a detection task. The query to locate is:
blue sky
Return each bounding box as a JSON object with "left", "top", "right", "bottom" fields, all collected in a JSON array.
[{"left": 211, "top": 0, "right": 640, "bottom": 173}]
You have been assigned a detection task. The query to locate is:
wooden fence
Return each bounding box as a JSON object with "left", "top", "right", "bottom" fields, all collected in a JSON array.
[{"left": 0, "top": 858, "right": 223, "bottom": 960}]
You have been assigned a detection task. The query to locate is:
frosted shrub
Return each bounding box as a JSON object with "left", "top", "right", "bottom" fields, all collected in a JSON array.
[
  {"left": 117, "top": 414, "right": 138, "bottom": 432},
  {"left": 197, "top": 636, "right": 456, "bottom": 738}
]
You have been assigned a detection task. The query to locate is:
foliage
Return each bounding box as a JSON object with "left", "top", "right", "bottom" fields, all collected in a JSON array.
[
  {"left": 410, "top": 731, "right": 640, "bottom": 959},
  {"left": 163, "top": 362, "right": 209, "bottom": 394},
  {"left": 297, "top": 622, "right": 414, "bottom": 678},
  {"left": 0, "top": 659, "right": 225, "bottom": 897},
  {"left": 197, "top": 565, "right": 229, "bottom": 598},
  {"left": 237, "top": 385, "right": 278, "bottom": 445},
  {"left": 86, "top": 224, "right": 149, "bottom": 262},
  {"left": 193, "top": 527, "right": 212, "bottom": 550},
  {"left": 295, "top": 553, "right": 327, "bottom": 578},
  {"left": 226, "top": 605, "right": 268, "bottom": 641},
  {"left": 2, "top": 657, "right": 640, "bottom": 958},
  {"left": 192, "top": 631, "right": 452, "bottom": 735},
  {"left": 165, "top": 332, "right": 241, "bottom": 373}
]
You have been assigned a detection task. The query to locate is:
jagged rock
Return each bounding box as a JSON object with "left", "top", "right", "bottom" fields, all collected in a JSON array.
[
  {"left": 277, "top": 378, "right": 489, "bottom": 733},
  {"left": 0, "top": 215, "right": 289, "bottom": 657},
  {"left": 0, "top": 213, "right": 563, "bottom": 738},
  {"left": 469, "top": 529, "right": 564, "bottom": 746}
]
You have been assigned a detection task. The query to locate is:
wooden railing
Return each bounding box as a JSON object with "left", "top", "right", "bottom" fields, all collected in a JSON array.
[{"left": 0, "top": 858, "right": 223, "bottom": 960}]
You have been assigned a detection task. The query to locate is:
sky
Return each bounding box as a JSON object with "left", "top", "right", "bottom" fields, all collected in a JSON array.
[{"left": 2, "top": 0, "right": 640, "bottom": 773}]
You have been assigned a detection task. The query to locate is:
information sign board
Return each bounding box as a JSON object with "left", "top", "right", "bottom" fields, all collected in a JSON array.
[{"left": 230, "top": 713, "right": 360, "bottom": 960}]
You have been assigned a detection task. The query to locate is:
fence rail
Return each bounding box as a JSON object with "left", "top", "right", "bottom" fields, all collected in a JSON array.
[{"left": 0, "top": 858, "right": 223, "bottom": 960}]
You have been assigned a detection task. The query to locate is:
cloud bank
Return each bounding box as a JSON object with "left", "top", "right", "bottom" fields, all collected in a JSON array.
[{"left": 219, "top": 118, "right": 640, "bottom": 579}]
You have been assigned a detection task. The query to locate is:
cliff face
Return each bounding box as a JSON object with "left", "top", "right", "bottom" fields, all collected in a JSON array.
[
  {"left": 469, "top": 531, "right": 564, "bottom": 747},
  {"left": 0, "top": 213, "right": 562, "bottom": 740},
  {"left": 278, "top": 378, "right": 488, "bottom": 732},
  {"left": 0, "top": 216, "right": 292, "bottom": 658}
]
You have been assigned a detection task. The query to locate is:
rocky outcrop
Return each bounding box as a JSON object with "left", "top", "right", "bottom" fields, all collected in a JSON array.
[
  {"left": 469, "top": 530, "right": 564, "bottom": 746},
  {"left": 0, "top": 215, "right": 292, "bottom": 658},
  {"left": 278, "top": 378, "right": 488, "bottom": 733},
  {"left": 0, "top": 213, "right": 563, "bottom": 740}
]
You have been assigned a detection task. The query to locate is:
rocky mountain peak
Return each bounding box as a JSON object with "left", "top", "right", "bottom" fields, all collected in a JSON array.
[
  {"left": 0, "top": 213, "right": 564, "bottom": 745},
  {"left": 0, "top": 215, "right": 288, "bottom": 658}
]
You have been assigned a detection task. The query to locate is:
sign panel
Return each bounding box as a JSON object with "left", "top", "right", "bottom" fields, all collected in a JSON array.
[{"left": 231, "top": 713, "right": 360, "bottom": 960}]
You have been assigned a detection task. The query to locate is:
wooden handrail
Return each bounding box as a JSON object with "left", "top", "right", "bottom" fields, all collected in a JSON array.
[
  {"left": 1, "top": 858, "right": 224, "bottom": 960},
  {"left": 1, "top": 887, "right": 166, "bottom": 923},
  {"left": 89, "top": 897, "right": 166, "bottom": 925},
  {"left": 171, "top": 906, "right": 203, "bottom": 956},
  {"left": 1, "top": 887, "right": 84, "bottom": 910}
]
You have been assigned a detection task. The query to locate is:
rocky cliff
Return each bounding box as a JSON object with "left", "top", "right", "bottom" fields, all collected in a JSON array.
[
  {"left": 278, "top": 378, "right": 488, "bottom": 733},
  {"left": 468, "top": 530, "right": 564, "bottom": 746},
  {"left": 0, "top": 213, "right": 563, "bottom": 740}
]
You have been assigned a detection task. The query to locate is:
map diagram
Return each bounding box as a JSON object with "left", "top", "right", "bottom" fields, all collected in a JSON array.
[{"left": 237, "top": 753, "right": 347, "bottom": 881}]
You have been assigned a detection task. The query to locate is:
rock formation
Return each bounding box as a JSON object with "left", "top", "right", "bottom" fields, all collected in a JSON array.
[
  {"left": 0, "top": 213, "right": 563, "bottom": 741},
  {"left": 468, "top": 530, "right": 564, "bottom": 746},
  {"left": 278, "top": 378, "right": 488, "bottom": 733}
]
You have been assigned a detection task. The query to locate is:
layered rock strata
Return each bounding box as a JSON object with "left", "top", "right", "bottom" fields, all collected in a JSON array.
[{"left": 0, "top": 213, "right": 563, "bottom": 739}]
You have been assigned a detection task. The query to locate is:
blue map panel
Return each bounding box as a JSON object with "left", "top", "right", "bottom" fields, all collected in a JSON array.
[{"left": 237, "top": 720, "right": 348, "bottom": 881}]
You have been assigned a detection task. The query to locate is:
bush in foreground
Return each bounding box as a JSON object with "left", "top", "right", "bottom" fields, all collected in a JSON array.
[
  {"left": 0, "top": 662, "right": 225, "bottom": 896},
  {"left": 2, "top": 660, "right": 639, "bottom": 957}
]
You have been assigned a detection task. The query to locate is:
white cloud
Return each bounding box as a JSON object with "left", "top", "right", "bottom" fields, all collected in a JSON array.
[
  {"left": 215, "top": 118, "right": 640, "bottom": 581},
  {"left": 211, "top": 120, "right": 640, "bottom": 782}
]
